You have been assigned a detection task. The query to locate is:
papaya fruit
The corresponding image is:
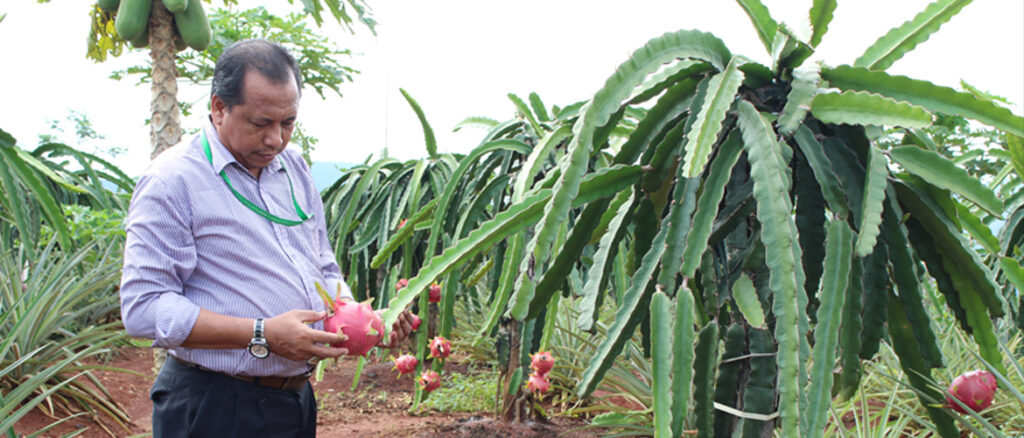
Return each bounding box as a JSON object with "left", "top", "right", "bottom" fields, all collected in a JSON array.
[
  {"left": 114, "top": 0, "right": 150, "bottom": 41},
  {"left": 161, "top": 0, "right": 187, "bottom": 14},
  {"left": 173, "top": 0, "right": 211, "bottom": 51},
  {"left": 129, "top": 24, "right": 150, "bottom": 49},
  {"left": 97, "top": 0, "right": 120, "bottom": 13}
]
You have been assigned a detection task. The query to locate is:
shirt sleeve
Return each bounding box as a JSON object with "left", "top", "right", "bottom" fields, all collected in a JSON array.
[{"left": 120, "top": 174, "right": 201, "bottom": 348}]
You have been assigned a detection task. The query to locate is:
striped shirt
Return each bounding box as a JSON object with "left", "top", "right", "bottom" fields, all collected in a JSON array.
[{"left": 120, "top": 117, "right": 352, "bottom": 378}]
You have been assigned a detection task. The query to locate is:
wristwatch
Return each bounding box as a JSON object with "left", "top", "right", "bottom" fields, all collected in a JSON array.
[{"left": 247, "top": 318, "right": 270, "bottom": 359}]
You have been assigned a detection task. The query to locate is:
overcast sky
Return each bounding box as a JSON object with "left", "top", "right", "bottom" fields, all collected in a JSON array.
[{"left": 1, "top": 0, "right": 1021, "bottom": 176}]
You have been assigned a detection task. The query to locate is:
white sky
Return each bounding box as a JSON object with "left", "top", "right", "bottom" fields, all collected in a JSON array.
[{"left": 1, "top": 0, "right": 1022, "bottom": 177}]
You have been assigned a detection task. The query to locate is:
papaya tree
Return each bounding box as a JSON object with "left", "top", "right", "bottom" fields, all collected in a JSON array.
[
  {"left": 81, "top": 0, "right": 374, "bottom": 157},
  {"left": 369, "top": 0, "right": 1022, "bottom": 436}
]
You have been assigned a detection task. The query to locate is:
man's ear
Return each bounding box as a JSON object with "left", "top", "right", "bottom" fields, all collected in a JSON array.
[{"left": 210, "top": 95, "right": 227, "bottom": 124}]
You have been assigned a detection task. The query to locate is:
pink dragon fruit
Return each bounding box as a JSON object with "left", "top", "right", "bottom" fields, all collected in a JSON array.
[
  {"left": 526, "top": 373, "right": 550, "bottom": 395},
  {"left": 530, "top": 351, "right": 555, "bottom": 376},
  {"left": 391, "top": 354, "right": 418, "bottom": 377},
  {"left": 419, "top": 370, "right": 441, "bottom": 392},
  {"left": 396, "top": 278, "right": 409, "bottom": 291},
  {"left": 946, "top": 370, "right": 998, "bottom": 414},
  {"left": 317, "top": 283, "right": 384, "bottom": 357},
  {"left": 410, "top": 313, "right": 422, "bottom": 332},
  {"left": 428, "top": 336, "right": 451, "bottom": 359},
  {"left": 428, "top": 282, "right": 442, "bottom": 303}
]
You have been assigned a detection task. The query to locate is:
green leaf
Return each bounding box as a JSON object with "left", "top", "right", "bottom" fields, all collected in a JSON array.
[
  {"left": 670, "top": 283, "right": 697, "bottom": 438},
  {"left": 452, "top": 116, "right": 500, "bottom": 133},
  {"left": 735, "top": 0, "right": 778, "bottom": 54},
  {"left": 792, "top": 125, "right": 850, "bottom": 217},
  {"left": 681, "top": 58, "right": 745, "bottom": 177},
  {"left": 737, "top": 100, "right": 805, "bottom": 435},
  {"left": 578, "top": 191, "right": 634, "bottom": 331},
  {"left": 855, "top": 146, "right": 888, "bottom": 256},
  {"left": 692, "top": 320, "right": 720, "bottom": 438},
  {"left": 0, "top": 147, "right": 72, "bottom": 251},
  {"left": 854, "top": 0, "right": 972, "bottom": 71},
  {"left": 732, "top": 273, "right": 765, "bottom": 328},
  {"left": 399, "top": 88, "right": 437, "bottom": 158},
  {"left": 1001, "top": 257, "right": 1024, "bottom": 296},
  {"left": 805, "top": 219, "right": 853, "bottom": 438},
  {"left": 822, "top": 65, "right": 1024, "bottom": 137},
  {"left": 508, "top": 93, "right": 544, "bottom": 136},
  {"left": 778, "top": 64, "right": 821, "bottom": 135},
  {"left": 811, "top": 91, "right": 933, "bottom": 128},
  {"left": 889, "top": 145, "right": 1003, "bottom": 216},
  {"left": 808, "top": 0, "right": 837, "bottom": 47},
  {"left": 650, "top": 291, "right": 673, "bottom": 438},
  {"left": 681, "top": 130, "right": 744, "bottom": 276},
  {"left": 528, "top": 92, "right": 550, "bottom": 122}
]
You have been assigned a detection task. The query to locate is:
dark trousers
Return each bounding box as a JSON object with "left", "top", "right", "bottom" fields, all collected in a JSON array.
[{"left": 151, "top": 356, "right": 316, "bottom": 437}]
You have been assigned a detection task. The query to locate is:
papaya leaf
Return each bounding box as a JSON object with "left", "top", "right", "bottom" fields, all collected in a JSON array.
[
  {"left": 823, "top": 65, "right": 1024, "bottom": 137},
  {"left": 889, "top": 145, "right": 1002, "bottom": 216},
  {"left": 811, "top": 91, "right": 933, "bottom": 129},
  {"left": 854, "top": 0, "right": 972, "bottom": 71}
]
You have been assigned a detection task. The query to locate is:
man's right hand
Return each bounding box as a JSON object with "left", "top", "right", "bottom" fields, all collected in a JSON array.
[{"left": 264, "top": 310, "right": 348, "bottom": 362}]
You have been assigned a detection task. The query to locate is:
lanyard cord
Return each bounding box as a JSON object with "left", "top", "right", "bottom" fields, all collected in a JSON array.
[{"left": 202, "top": 131, "right": 312, "bottom": 226}]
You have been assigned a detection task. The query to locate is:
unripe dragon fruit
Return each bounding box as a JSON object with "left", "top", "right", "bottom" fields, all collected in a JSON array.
[
  {"left": 392, "top": 354, "right": 418, "bottom": 377},
  {"left": 946, "top": 370, "right": 998, "bottom": 414},
  {"left": 429, "top": 336, "right": 451, "bottom": 359},
  {"left": 396, "top": 278, "right": 409, "bottom": 291},
  {"left": 530, "top": 351, "right": 555, "bottom": 376},
  {"left": 526, "top": 373, "right": 550, "bottom": 395},
  {"left": 428, "top": 282, "right": 442, "bottom": 303},
  {"left": 419, "top": 370, "right": 441, "bottom": 392},
  {"left": 317, "top": 283, "right": 384, "bottom": 357}
]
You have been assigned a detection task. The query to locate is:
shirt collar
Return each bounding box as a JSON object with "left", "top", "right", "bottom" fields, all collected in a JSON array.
[{"left": 202, "top": 117, "right": 284, "bottom": 175}]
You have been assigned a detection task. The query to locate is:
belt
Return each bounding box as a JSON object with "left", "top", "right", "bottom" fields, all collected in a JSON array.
[{"left": 170, "top": 356, "right": 311, "bottom": 392}]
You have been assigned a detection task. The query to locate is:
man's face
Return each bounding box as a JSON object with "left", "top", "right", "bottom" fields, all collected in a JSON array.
[{"left": 211, "top": 69, "right": 300, "bottom": 178}]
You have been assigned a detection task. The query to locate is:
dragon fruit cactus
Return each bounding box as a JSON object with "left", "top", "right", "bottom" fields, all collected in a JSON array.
[
  {"left": 428, "top": 282, "right": 442, "bottom": 303},
  {"left": 391, "top": 354, "right": 418, "bottom": 377},
  {"left": 946, "top": 370, "right": 998, "bottom": 414},
  {"left": 526, "top": 373, "right": 550, "bottom": 395},
  {"left": 530, "top": 351, "right": 555, "bottom": 376},
  {"left": 429, "top": 336, "right": 451, "bottom": 359},
  {"left": 419, "top": 370, "right": 441, "bottom": 392},
  {"left": 316, "top": 282, "right": 384, "bottom": 357}
]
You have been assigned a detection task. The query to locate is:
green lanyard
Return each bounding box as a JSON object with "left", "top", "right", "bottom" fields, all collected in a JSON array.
[{"left": 202, "top": 131, "right": 313, "bottom": 226}]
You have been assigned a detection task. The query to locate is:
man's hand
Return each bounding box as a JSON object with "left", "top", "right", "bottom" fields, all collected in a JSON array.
[
  {"left": 377, "top": 310, "right": 417, "bottom": 349},
  {"left": 264, "top": 310, "right": 348, "bottom": 362}
]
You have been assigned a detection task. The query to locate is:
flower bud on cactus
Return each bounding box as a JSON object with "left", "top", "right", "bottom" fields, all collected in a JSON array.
[
  {"left": 946, "top": 370, "right": 998, "bottom": 414},
  {"left": 396, "top": 278, "right": 408, "bottom": 291},
  {"left": 526, "top": 373, "right": 550, "bottom": 395},
  {"left": 397, "top": 218, "right": 407, "bottom": 229},
  {"left": 428, "top": 336, "right": 451, "bottom": 359},
  {"left": 530, "top": 351, "right": 555, "bottom": 376},
  {"left": 419, "top": 370, "right": 441, "bottom": 392},
  {"left": 391, "top": 354, "right": 418, "bottom": 376},
  {"left": 428, "top": 283, "right": 442, "bottom": 303},
  {"left": 317, "top": 282, "right": 384, "bottom": 357}
]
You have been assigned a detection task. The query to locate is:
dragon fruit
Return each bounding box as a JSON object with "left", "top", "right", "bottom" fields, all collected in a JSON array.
[
  {"left": 419, "top": 370, "right": 441, "bottom": 392},
  {"left": 530, "top": 351, "right": 555, "bottom": 376},
  {"left": 317, "top": 282, "right": 384, "bottom": 357},
  {"left": 428, "top": 336, "right": 451, "bottom": 359},
  {"left": 428, "top": 282, "right": 442, "bottom": 303},
  {"left": 410, "top": 314, "right": 422, "bottom": 331},
  {"left": 396, "top": 278, "right": 408, "bottom": 291},
  {"left": 526, "top": 373, "right": 550, "bottom": 395},
  {"left": 392, "top": 354, "right": 418, "bottom": 376},
  {"left": 946, "top": 370, "right": 998, "bottom": 414}
]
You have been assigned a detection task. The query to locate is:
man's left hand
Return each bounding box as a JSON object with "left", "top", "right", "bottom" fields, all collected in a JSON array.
[{"left": 377, "top": 310, "right": 417, "bottom": 349}]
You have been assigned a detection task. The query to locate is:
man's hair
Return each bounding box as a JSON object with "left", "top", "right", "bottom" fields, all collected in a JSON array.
[{"left": 211, "top": 39, "right": 302, "bottom": 108}]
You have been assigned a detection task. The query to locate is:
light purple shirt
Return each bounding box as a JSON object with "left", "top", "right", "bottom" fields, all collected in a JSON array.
[{"left": 120, "top": 118, "right": 352, "bottom": 378}]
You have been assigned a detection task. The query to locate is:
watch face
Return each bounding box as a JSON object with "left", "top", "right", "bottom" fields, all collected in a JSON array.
[{"left": 249, "top": 343, "right": 270, "bottom": 358}]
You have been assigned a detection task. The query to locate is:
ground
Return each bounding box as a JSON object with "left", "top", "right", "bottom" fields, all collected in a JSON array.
[{"left": 12, "top": 346, "right": 595, "bottom": 438}]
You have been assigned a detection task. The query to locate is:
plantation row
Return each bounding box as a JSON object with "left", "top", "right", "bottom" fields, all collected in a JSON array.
[{"left": 3, "top": 0, "right": 1024, "bottom": 436}]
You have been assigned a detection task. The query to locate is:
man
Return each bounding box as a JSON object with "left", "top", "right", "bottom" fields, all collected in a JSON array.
[{"left": 120, "top": 39, "right": 415, "bottom": 436}]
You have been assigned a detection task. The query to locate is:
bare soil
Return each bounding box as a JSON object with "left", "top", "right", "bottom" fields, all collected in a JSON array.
[{"left": 13, "top": 346, "right": 595, "bottom": 438}]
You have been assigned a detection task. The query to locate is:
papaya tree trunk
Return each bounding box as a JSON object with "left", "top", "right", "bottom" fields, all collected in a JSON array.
[{"left": 148, "top": 0, "right": 181, "bottom": 158}]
